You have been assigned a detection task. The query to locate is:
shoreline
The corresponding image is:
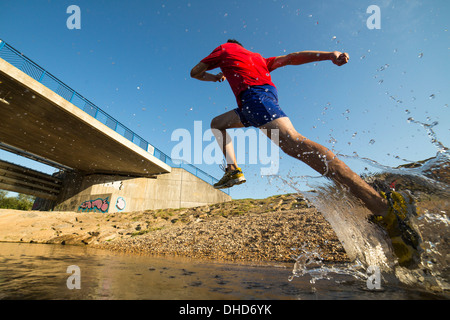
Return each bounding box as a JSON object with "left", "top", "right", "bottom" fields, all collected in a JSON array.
[{"left": 0, "top": 194, "right": 350, "bottom": 264}]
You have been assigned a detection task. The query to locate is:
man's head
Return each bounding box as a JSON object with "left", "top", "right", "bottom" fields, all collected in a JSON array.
[{"left": 227, "top": 39, "right": 243, "bottom": 47}]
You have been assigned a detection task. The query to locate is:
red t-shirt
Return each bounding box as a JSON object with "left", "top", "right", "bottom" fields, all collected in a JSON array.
[{"left": 200, "top": 43, "right": 276, "bottom": 108}]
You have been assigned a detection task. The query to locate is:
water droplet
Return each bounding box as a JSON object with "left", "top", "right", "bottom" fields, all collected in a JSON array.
[
  {"left": 378, "top": 80, "right": 384, "bottom": 84},
  {"left": 429, "top": 94, "right": 435, "bottom": 99},
  {"left": 377, "top": 64, "right": 389, "bottom": 72},
  {"left": 369, "top": 139, "right": 375, "bottom": 145},
  {"left": 418, "top": 53, "right": 424, "bottom": 58},
  {"left": 331, "top": 36, "right": 336, "bottom": 41}
]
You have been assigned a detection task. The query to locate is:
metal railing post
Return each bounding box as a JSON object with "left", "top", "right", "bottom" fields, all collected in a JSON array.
[{"left": 38, "top": 71, "right": 46, "bottom": 83}]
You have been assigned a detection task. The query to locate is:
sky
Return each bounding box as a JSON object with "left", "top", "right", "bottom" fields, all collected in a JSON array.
[{"left": 0, "top": 0, "right": 449, "bottom": 200}]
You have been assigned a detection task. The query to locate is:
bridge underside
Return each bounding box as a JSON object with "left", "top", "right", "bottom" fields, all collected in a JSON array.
[
  {"left": 0, "top": 52, "right": 230, "bottom": 212},
  {"left": 0, "top": 58, "right": 171, "bottom": 177},
  {"left": 0, "top": 159, "right": 61, "bottom": 201}
]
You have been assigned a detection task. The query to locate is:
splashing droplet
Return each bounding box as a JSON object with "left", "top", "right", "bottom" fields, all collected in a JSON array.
[
  {"left": 0, "top": 98, "right": 10, "bottom": 105},
  {"left": 377, "top": 64, "right": 389, "bottom": 72}
]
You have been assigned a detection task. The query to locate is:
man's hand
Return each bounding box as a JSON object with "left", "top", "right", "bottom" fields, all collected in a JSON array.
[
  {"left": 214, "top": 72, "right": 226, "bottom": 82},
  {"left": 190, "top": 62, "right": 227, "bottom": 82},
  {"left": 330, "top": 51, "right": 349, "bottom": 66}
]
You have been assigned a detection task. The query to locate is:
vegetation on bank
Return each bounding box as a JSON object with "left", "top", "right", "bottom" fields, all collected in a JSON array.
[{"left": 0, "top": 191, "right": 35, "bottom": 211}]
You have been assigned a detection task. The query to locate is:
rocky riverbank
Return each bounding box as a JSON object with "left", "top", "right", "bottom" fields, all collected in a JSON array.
[{"left": 0, "top": 194, "right": 349, "bottom": 264}]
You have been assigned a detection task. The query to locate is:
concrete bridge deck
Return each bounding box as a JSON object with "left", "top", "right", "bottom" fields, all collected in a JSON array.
[{"left": 0, "top": 55, "right": 171, "bottom": 177}]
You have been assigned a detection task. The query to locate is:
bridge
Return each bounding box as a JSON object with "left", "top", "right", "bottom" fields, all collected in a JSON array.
[{"left": 0, "top": 40, "right": 230, "bottom": 212}]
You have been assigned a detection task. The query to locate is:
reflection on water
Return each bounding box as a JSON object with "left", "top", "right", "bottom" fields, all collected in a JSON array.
[{"left": 0, "top": 243, "right": 446, "bottom": 300}]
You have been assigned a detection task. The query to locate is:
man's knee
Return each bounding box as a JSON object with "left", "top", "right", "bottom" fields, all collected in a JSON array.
[{"left": 210, "top": 116, "right": 223, "bottom": 130}]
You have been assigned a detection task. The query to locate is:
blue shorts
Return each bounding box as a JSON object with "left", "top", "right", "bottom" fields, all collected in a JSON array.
[{"left": 234, "top": 85, "right": 287, "bottom": 128}]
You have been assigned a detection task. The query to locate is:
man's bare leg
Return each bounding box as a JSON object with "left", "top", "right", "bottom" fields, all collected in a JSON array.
[
  {"left": 210, "top": 110, "right": 244, "bottom": 172},
  {"left": 260, "top": 117, "right": 388, "bottom": 217}
]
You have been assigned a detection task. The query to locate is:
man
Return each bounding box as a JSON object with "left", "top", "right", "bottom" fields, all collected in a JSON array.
[{"left": 191, "top": 40, "right": 421, "bottom": 266}]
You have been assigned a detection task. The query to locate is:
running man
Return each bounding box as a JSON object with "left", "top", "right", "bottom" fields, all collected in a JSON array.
[{"left": 190, "top": 40, "right": 421, "bottom": 266}]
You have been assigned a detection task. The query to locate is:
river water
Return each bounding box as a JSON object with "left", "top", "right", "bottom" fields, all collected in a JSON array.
[{"left": 0, "top": 242, "right": 446, "bottom": 300}]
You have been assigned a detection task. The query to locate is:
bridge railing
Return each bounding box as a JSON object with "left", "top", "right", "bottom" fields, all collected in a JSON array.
[{"left": 0, "top": 40, "right": 227, "bottom": 193}]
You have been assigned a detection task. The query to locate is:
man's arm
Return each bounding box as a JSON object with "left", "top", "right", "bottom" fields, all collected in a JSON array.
[
  {"left": 270, "top": 51, "right": 349, "bottom": 71},
  {"left": 190, "top": 62, "right": 226, "bottom": 82}
]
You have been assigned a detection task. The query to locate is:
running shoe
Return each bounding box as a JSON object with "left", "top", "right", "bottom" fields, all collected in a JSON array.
[
  {"left": 213, "top": 167, "right": 246, "bottom": 189},
  {"left": 370, "top": 190, "right": 423, "bottom": 267}
]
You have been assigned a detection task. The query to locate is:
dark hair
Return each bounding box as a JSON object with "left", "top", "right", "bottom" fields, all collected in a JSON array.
[{"left": 227, "top": 39, "right": 243, "bottom": 47}]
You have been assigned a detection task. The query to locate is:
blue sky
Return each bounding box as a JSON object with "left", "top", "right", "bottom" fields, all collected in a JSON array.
[{"left": 0, "top": 0, "right": 449, "bottom": 199}]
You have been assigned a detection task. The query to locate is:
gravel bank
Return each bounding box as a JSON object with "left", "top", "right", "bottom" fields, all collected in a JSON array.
[{"left": 0, "top": 194, "right": 349, "bottom": 263}]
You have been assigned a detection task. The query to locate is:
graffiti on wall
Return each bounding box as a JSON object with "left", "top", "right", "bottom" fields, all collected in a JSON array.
[
  {"left": 78, "top": 196, "right": 110, "bottom": 213},
  {"left": 115, "top": 197, "right": 126, "bottom": 212}
]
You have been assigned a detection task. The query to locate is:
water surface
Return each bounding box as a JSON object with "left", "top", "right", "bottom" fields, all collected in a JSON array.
[{"left": 0, "top": 242, "right": 445, "bottom": 300}]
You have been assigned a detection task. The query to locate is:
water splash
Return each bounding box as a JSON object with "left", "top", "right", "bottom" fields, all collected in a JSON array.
[
  {"left": 277, "top": 123, "right": 450, "bottom": 291},
  {"left": 288, "top": 245, "right": 369, "bottom": 284},
  {"left": 275, "top": 174, "right": 396, "bottom": 272},
  {"left": 303, "top": 184, "right": 396, "bottom": 272},
  {"left": 406, "top": 118, "right": 447, "bottom": 154}
]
